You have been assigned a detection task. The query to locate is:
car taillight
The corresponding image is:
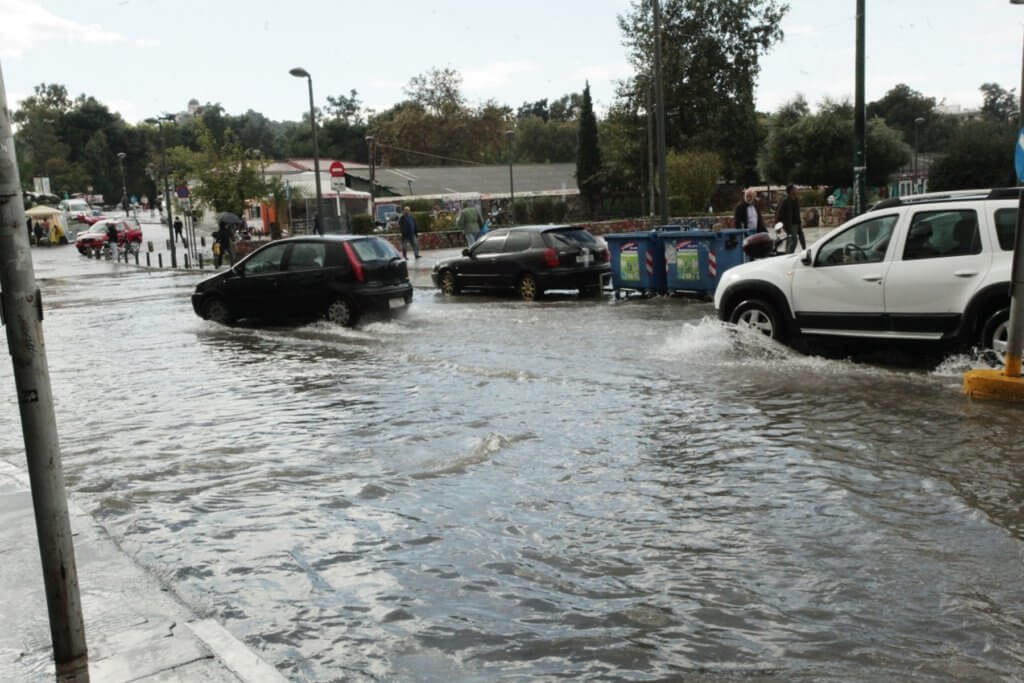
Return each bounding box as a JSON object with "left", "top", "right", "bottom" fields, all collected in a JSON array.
[
  {"left": 599, "top": 249, "right": 609, "bottom": 262},
  {"left": 544, "top": 248, "right": 559, "bottom": 267},
  {"left": 342, "top": 242, "right": 364, "bottom": 282}
]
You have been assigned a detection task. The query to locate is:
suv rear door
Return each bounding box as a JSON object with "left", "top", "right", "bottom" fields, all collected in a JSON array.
[
  {"left": 790, "top": 213, "right": 899, "bottom": 335},
  {"left": 883, "top": 206, "right": 991, "bottom": 338}
]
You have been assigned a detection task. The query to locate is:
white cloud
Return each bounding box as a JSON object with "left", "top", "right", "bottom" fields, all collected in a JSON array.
[
  {"left": 462, "top": 61, "right": 537, "bottom": 90},
  {"left": 0, "top": 0, "right": 124, "bottom": 57}
]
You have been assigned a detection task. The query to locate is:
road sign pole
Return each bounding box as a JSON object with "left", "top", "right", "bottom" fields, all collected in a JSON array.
[{"left": 0, "top": 60, "right": 90, "bottom": 682}]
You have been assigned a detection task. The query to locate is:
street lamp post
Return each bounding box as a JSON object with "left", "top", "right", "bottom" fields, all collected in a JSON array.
[
  {"left": 365, "top": 135, "right": 376, "bottom": 219},
  {"left": 505, "top": 130, "right": 515, "bottom": 214},
  {"left": 913, "top": 116, "right": 925, "bottom": 194},
  {"left": 146, "top": 114, "right": 177, "bottom": 267},
  {"left": 853, "top": 0, "right": 867, "bottom": 216},
  {"left": 653, "top": 0, "right": 669, "bottom": 225},
  {"left": 290, "top": 67, "right": 323, "bottom": 234},
  {"left": 116, "top": 152, "right": 128, "bottom": 215},
  {"left": 1003, "top": 8, "right": 1024, "bottom": 377}
]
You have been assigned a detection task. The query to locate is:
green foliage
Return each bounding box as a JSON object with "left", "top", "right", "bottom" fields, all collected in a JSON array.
[
  {"left": 512, "top": 200, "right": 529, "bottom": 224},
  {"left": 411, "top": 211, "right": 435, "bottom": 232},
  {"left": 352, "top": 213, "right": 374, "bottom": 234},
  {"left": 512, "top": 116, "right": 578, "bottom": 163},
  {"left": 407, "top": 199, "right": 434, "bottom": 211},
  {"left": 980, "top": 83, "right": 1017, "bottom": 122},
  {"left": 759, "top": 100, "right": 911, "bottom": 187},
  {"left": 576, "top": 82, "right": 603, "bottom": 214},
  {"left": 666, "top": 150, "right": 721, "bottom": 214},
  {"left": 928, "top": 120, "right": 1015, "bottom": 191},
  {"left": 618, "top": 0, "right": 787, "bottom": 181},
  {"left": 531, "top": 197, "right": 555, "bottom": 223}
]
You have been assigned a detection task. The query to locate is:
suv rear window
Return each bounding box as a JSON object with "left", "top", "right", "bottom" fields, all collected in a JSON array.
[
  {"left": 351, "top": 237, "right": 400, "bottom": 262},
  {"left": 995, "top": 208, "right": 1017, "bottom": 251},
  {"left": 903, "top": 209, "right": 981, "bottom": 260},
  {"left": 545, "top": 229, "right": 598, "bottom": 248}
]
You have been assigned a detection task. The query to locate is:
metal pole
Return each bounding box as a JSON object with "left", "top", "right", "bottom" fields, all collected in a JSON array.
[
  {"left": 306, "top": 76, "right": 323, "bottom": 233},
  {"left": 0, "top": 61, "right": 90, "bottom": 682},
  {"left": 506, "top": 130, "right": 515, "bottom": 207},
  {"left": 117, "top": 153, "right": 128, "bottom": 215},
  {"left": 653, "top": 0, "right": 669, "bottom": 225},
  {"left": 646, "top": 83, "right": 655, "bottom": 221},
  {"left": 156, "top": 119, "right": 176, "bottom": 268},
  {"left": 913, "top": 124, "right": 919, "bottom": 192},
  {"left": 853, "top": 0, "right": 867, "bottom": 216},
  {"left": 1003, "top": 28, "right": 1024, "bottom": 376}
]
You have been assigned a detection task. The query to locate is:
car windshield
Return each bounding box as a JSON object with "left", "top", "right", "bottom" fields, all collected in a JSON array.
[
  {"left": 351, "top": 237, "right": 400, "bottom": 262},
  {"left": 545, "top": 228, "right": 598, "bottom": 248}
]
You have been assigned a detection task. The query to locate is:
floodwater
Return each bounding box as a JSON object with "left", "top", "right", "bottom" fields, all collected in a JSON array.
[{"left": 3, "top": 248, "right": 1024, "bottom": 681}]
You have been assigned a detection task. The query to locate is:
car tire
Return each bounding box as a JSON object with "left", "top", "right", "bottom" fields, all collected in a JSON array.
[
  {"left": 326, "top": 298, "right": 358, "bottom": 327},
  {"left": 203, "top": 297, "right": 235, "bottom": 325},
  {"left": 730, "top": 298, "right": 787, "bottom": 342},
  {"left": 439, "top": 270, "right": 460, "bottom": 295},
  {"left": 980, "top": 307, "right": 1010, "bottom": 354},
  {"left": 518, "top": 273, "right": 540, "bottom": 301}
]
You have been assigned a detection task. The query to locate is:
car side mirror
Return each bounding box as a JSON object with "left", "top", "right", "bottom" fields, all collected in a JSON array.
[
  {"left": 800, "top": 249, "right": 812, "bottom": 266},
  {"left": 462, "top": 249, "right": 471, "bottom": 257}
]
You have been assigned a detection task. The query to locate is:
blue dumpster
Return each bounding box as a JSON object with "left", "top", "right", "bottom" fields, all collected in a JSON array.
[
  {"left": 605, "top": 231, "right": 667, "bottom": 295},
  {"left": 659, "top": 228, "right": 753, "bottom": 295}
]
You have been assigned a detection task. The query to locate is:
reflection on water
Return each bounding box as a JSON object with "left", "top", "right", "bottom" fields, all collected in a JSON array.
[{"left": 2, "top": 261, "right": 1023, "bottom": 681}]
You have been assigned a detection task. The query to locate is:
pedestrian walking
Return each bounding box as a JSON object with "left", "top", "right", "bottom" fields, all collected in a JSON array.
[
  {"left": 398, "top": 206, "right": 420, "bottom": 259},
  {"left": 456, "top": 204, "right": 484, "bottom": 247},
  {"left": 313, "top": 213, "right": 322, "bottom": 236},
  {"left": 26, "top": 216, "right": 32, "bottom": 244},
  {"left": 733, "top": 188, "right": 766, "bottom": 233},
  {"left": 215, "top": 221, "right": 234, "bottom": 267},
  {"left": 106, "top": 221, "right": 119, "bottom": 261},
  {"left": 173, "top": 216, "right": 184, "bottom": 244},
  {"left": 33, "top": 222, "right": 44, "bottom": 246},
  {"left": 777, "top": 184, "right": 804, "bottom": 253}
]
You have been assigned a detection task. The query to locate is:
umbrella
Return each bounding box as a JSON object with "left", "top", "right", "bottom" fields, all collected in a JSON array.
[
  {"left": 25, "top": 205, "right": 62, "bottom": 217},
  {"left": 217, "top": 212, "right": 243, "bottom": 225}
]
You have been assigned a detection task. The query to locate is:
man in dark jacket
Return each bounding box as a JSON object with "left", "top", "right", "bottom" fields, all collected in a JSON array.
[
  {"left": 398, "top": 206, "right": 420, "bottom": 259},
  {"left": 733, "top": 188, "right": 765, "bottom": 232},
  {"left": 777, "top": 184, "right": 804, "bottom": 253},
  {"left": 106, "top": 221, "right": 120, "bottom": 260},
  {"left": 215, "top": 221, "right": 234, "bottom": 267}
]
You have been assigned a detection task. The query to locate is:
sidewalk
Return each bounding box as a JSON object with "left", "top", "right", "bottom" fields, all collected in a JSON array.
[{"left": 0, "top": 461, "right": 286, "bottom": 682}]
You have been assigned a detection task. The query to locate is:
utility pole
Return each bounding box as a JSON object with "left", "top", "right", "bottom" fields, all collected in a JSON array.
[
  {"left": 365, "top": 135, "right": 376, "bottom": 220},
  {"left": 853, "top": 0, "right": 867, "bottom": 216},
  {"left": 653, "top": 0, "right": 669, "bottom": 225},
  {"left": 0, "top": 62, "right": 90, "bottom": 681},
  {"left": 646, "top": 83, "right": 655, "bottom": 222},
  {"left": 1004, "top": 26, "right": 1024, "bottom": 377}
]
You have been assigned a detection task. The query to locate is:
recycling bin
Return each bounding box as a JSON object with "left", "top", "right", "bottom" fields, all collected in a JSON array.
[
  {"left": 605, "top": 231, "right": 667, "bottom": 296},
  {"left": 659, "top": 228, "right": 753, "bottom": 295}
]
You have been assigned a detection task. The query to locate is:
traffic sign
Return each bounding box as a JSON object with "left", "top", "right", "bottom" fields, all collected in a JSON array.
[
  {"left": 329, "top": 161, "right": 346, "bottom": 178},
  {"left": 176, "top": 185, "right": 190, "bottom": 198},
  {"left": 331, "top": 176, "right": 346, "bottom": 192},
  {"left": 1015, "top": 128, "right": 1024, "bottom": 183}
]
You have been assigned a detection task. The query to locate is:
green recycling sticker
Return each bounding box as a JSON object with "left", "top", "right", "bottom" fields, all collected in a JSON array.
[
  {"left": 619, "top": 243, "right": 640, "bottom": 281},
  {"left": 676, "top": 249, "right": 699, "bottom": 280}
]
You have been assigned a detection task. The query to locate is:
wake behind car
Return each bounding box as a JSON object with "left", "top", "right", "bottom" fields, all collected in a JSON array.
[
  {"left": 715, "top": 188, "right": 1023, "bottom": 353},
  {"left": 75, "top": 218, "right": 142, "bottom": 254},
  {"left": 431, "top": 225, "right": 610, "bottom": 300},
  {"left": 191, "top": 235, "right": 412, "bottom": 327}
]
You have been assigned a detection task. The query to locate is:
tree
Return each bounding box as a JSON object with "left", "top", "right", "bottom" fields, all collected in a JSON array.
[
  {"left": 618, "top": 0, "right": 787, "bottom": 181},
  {"left": 759, "top": 99, "right": 911, "bottom": 187},
  {"left": 866, "top": 84, "right": 935, "bottom": 141},
  {"left": 404, "top": 67, "right": 465, "bottom": 118},
  {"left": 576, "top": 82, "right": 602, "bottom": 215},
  {"left": 980, "top": 82, "right": 1017, "bottom": 122},
  {"left": 928, "top": 120, "right": 1016, "bottom": 191},
  {"left": 666, "top": 150, "right": 721, "bottom": 213},
  {"left": 326, "top": 89, "right": 363, "bottom": 124}
]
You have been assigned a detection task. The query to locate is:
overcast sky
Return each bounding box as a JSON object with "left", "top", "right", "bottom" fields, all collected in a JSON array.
[{"left": 1, "top": 0, "right": 1022, "bottom": 124}]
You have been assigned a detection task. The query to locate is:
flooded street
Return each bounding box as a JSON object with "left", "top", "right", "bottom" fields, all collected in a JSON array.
[{"left": 3, "top": 248, "right": 1024, "bottom": 681}]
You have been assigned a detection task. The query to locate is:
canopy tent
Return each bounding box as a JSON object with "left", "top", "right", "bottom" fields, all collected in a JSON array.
[{"left": 25, "top": 205, "right": 62, "bottom": 218}]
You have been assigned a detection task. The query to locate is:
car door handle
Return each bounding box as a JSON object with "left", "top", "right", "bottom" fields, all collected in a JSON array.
[
  {"left": 953, "top": 270, "right": 978, "bottom": 278},
  {"left": 861, "top": 274, "right": 883, "bottom": 282}
]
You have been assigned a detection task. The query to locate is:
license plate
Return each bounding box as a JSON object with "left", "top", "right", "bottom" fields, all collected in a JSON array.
[{"left": 389, "top": 297, "right": 407, "bottom": 309}]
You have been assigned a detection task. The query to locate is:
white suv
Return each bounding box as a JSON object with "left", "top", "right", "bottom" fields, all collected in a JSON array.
[{"left": 715, "top": 188, "right": 1021, "bottom": 352}]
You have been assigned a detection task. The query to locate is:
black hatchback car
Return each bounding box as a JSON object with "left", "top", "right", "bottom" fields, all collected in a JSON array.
[
  {"left": 431, "top": 226, "right": 610, "bottom": 300},
  {"left": 192, "top": 235, "right": 412, "bottom": 326}
]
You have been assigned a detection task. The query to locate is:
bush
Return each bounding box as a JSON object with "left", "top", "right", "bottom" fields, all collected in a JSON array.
[
  {"left": 800, "top": 189, "right": 825, "bottom": 206},
  {"left": 552, "top": 201, "right": 568, "bottom": 223},
  {"left": 408, "top": 199, "right": 434, "bottom": 212},
  {"left": 666, "top": 150, "right": 722, "bottom": 214},
  {"left": 512, "top": 200, "right": 529, "bottom": 225},
  {"left": 531, "top": 197, "right": 555, "bottom": 224},
  {"left": 352, "top": 213, "right": 374, "bottom": 235},
  {"left": 411, "top": 211, "right": 434, "bottom": 233},
  {"left": 669, "top": 196, "right": 688, "bottom": 216}
]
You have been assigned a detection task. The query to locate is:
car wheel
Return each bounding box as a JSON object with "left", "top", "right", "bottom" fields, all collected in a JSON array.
[
  {"left": 730, "top": 298, "right": 787, "bottom": 342},
  {"left": 326, "top": 298, "right": 358, "bottom": 327},
  {"left": 203, "top": 297, "right": 235, "bottom": 325},
  {"left": 439, "top": 270, "right": 459, "bottom": 295},
  {"left": 518, "top": 273, "right": 540, "bottom": 301},
  {"left": 980, "top": 307, "right": 1010, "bottom": 354}
]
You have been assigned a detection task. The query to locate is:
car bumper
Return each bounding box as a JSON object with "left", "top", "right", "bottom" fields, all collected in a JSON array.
[
  {"left": 350, "top": 283, "right": 414, "bottom": 311},
  {"left": 535, "top": 266, "right": 610, "bottom": 290},
  {"left": 191, "top": 293, "right": 207, "bottom": 317}
]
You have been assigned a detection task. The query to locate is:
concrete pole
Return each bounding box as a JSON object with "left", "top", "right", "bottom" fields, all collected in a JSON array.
[
  {"left": 653, "top": 0, "right": 669, "bottom": 225},
  {"left": 306, "top": 77, "right": 323, "bottom": 233},
  {"left": 159, "top": 120, "right": 176, "bottom": 268},
  {"left": 0, "top": 62, "right": 90, "bottom": 681},
  {"left": 853, "top": 0, "right": 867, "bottom": 216},
  {"left": 366, "top": 136, "right": 376, "bottom": 220},
  {"left": 1003, "top": 29, "right": 1024, "bottom": 377},
  {"left": 646, "top": 83, "right": 655, "bottom": 222}
]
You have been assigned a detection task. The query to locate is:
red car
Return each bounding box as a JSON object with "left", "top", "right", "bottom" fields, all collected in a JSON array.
[{"left": 75, "top": 219, "right": 143, "bottom": 255}]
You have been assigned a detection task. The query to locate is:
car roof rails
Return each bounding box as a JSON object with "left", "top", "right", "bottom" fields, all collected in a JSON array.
[{"left": 870, "top": 187, "right": 1023, "bottom": 211}]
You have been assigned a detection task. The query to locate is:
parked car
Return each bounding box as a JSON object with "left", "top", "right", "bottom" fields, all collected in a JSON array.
[
  {"left": 715, "top": 188, "right": 1023, "bottom": 352},
  {"left": 431, "top": 225, "right": 610, "bottom": 301},
  {"left": 191, "top": 235, "right": 413, "bottom": 327},
  {"left": 75, "top": 219, "right": 142, "bottom": 254}
]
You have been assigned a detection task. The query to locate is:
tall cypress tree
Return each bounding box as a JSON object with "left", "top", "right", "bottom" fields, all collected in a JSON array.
[{"left": 576, "top": 82, "right": 602, "bottom": 215}]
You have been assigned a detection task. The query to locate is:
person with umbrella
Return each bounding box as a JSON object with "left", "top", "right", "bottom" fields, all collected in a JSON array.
[{"left": 214, "top": 213, "right": 241, "bottom": 267}]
